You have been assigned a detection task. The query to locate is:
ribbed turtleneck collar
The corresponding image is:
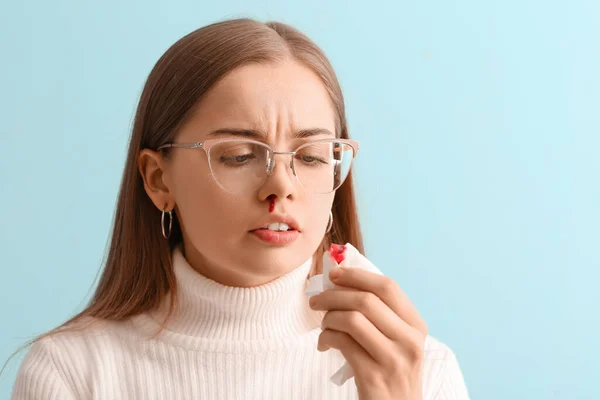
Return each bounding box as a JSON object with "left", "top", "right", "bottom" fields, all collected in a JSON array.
[{"left": 153, "top": 247, "right": 323, "bottom": 341}]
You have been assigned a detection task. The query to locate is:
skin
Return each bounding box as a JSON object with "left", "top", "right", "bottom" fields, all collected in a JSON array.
[
  {"left": 311, "top": 267, "right": 428, "bottom": 400},
  {"left": 138, "top": 60, "right": 428, "bottom": 399},
  {"left": 138, "top": 60, "right": 336, "bottom": 287}
]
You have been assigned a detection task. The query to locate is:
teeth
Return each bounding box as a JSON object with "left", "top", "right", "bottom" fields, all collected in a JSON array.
[{"left": 266, "top": 222, "right": 290, "bottom": 231}]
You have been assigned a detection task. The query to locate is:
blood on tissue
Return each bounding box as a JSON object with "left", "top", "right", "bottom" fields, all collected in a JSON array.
[{"left": 329, "top": 243, "right": 347, "bottom": 264}]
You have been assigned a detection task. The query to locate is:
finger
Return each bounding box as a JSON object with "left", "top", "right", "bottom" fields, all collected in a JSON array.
[
  {"left": 318, "top": 328, "right": 377, "bottom": 370},
  {"left": 310, "top": 288, "right": 412, "bottom": 341},
  {"left": 328, "top": 267, "right": 428, "bottom": 334},
  {"left": 321, "top": 310, "right": 398, "bottom": 367}
]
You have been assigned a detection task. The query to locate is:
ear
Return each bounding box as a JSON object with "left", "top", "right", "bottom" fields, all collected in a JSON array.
[{"left": 138, "top": 149, "right": 175, "bottom": 211}]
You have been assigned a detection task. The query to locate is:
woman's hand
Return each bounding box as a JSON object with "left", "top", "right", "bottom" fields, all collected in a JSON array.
[{"left": 309, "top": 266, "right": 428, "bottom": 400}]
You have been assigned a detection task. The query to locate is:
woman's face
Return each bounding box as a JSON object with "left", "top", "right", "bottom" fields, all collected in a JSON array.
[{"left": 141, "top": 61, "right": 337, "bottom": 286}]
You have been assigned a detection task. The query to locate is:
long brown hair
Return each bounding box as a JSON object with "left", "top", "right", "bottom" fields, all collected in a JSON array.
[{"left": 4, "top": 18, "right": 364, "bottom": 371}]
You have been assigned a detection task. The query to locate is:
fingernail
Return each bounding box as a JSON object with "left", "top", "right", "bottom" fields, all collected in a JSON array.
[
  {"left": 329, "top": 268, "right": 342, "bottom": 280},
  {"left": 317, "top": 342, "right": 330, "bottom": 352},
  {"left": 309, "top": 296, "right": 317, "bottom": 307}
]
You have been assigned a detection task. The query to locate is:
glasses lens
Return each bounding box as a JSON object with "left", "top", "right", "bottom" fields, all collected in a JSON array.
[
  {"left": 208, "top": 140, "right": 270, "bottom": 194},
  {"left": 294, "top": 140, "right": 355, "bottom": 194}
]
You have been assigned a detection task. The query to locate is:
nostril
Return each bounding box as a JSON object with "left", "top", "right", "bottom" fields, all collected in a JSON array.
[{"left": 267, "top": 194, "right": 276, "bottom": 213}]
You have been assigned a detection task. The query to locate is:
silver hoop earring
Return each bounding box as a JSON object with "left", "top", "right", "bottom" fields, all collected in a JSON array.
[
  {"left": 325, "top": 210, "right": 333, "bottom": 234},
  {"left": 161, "top": 209, "right": 173, "bottom": 239}
]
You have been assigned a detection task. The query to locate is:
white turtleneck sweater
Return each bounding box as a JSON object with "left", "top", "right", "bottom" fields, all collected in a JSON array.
[{"left": 12, "top": 249, "right": 469, "bottom": 399}]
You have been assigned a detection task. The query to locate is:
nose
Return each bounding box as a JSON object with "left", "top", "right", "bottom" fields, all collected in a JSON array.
[
  {"left": 258, "top": 152, "right": 298, "bottom": 200},
  {"left": 266, "top": 151, "right": 296, "bottom": 176}
]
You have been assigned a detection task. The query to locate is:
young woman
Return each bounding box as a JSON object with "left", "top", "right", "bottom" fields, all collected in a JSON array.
[{"left": 11, "top": 18, "right": 469, "bottom": 399}]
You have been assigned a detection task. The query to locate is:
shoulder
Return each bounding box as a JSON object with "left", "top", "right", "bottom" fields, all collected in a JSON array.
[
  {"left": 11, "top": 317, "right": 138, "bottom": 399},
  {"left": 47, "top": 315, "right": 140, "bottom": 346},
  {"left": 422, "top": 335, "right": 470, "bottom": 400},
  {"left": 12, "top": 333, "right": 85, "bottom": 399}
]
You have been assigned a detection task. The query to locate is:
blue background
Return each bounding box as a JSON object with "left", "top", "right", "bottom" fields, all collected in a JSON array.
[{"left": 1, "top": 1, "right": 598, "bottom": 398}]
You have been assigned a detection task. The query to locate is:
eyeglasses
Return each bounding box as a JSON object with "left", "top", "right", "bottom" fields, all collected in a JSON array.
[{"left": 157, "top": 137, "right": 359, "bottom": 194}]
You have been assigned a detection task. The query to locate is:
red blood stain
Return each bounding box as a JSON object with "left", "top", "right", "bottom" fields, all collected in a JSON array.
[
  {"left": 329, "top": 243, "right": 347, "bottom": 264},
  {"left": 268, "top": 195, "right": 276, "bottom": 213}
]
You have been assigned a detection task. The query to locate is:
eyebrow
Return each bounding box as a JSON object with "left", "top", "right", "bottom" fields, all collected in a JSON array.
[{"left": 208, "top": 127, "right": 334, "bottom": 139}]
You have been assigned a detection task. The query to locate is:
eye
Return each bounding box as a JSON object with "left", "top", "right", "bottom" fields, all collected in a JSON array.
[
  {"left": 220, "top": 153, "right": 257, "bottom": 165},
  {"left": 302, "top": 155, "right": 322, "bottom": 163},
  {"left": 297, "top": 154, "right": 328, "bottom": 166}
]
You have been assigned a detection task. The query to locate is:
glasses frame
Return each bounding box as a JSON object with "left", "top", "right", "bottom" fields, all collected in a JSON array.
[{"left": 157, "top": 137, "right": 360, "bottom": 194}]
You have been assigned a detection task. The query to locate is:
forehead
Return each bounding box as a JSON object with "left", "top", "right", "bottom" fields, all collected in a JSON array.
[{"left": 182, "top": 61, "right": 337, "bottom": 137}]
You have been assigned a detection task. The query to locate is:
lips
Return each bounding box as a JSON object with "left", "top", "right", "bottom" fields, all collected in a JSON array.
[
  {"left": 250, "top": 214, "right": 300, "bottom": 232},
  {"left": 250, "top": 227, "right": 299, "bottom": 245},
  {"left": 257, "top": 222, "right": 293, "bottom": 232},
  {"left": 249, "top": 214, "right": 300, "bottom": 245}
]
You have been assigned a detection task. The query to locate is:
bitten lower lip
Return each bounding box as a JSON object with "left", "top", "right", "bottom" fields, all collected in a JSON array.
[{"left": 250, "top": 229, "right": 299, "bottom": 244}]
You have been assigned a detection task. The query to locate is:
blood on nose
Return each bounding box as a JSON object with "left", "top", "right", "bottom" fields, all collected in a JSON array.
[{"left": 267, "top": 195, "right": 276, "bottom": 213}]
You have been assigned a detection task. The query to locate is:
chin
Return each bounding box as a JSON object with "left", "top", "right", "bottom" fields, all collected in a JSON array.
[{"left": 235, "top": 241, "right": 313, "bottom": 275}]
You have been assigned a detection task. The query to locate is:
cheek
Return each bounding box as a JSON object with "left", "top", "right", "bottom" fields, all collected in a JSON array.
[
  {"left": 304, "top": 194, "right": 334, "bottom": 234},
  {"left": 168, "top": 158, "right": 240, "bottom": 239}
]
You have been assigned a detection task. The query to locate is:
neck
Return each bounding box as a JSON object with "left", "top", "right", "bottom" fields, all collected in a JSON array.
[
  {"left": 152, "top": 247, "right": 323, "bottom": 341},
  {"left": 181, "top": 241, "right": 289, "bottom": 288}
]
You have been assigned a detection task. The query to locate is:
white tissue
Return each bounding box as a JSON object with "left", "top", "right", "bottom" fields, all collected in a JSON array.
[{"left": 305, "top": 243, "right": 383, "bottom": 386}]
